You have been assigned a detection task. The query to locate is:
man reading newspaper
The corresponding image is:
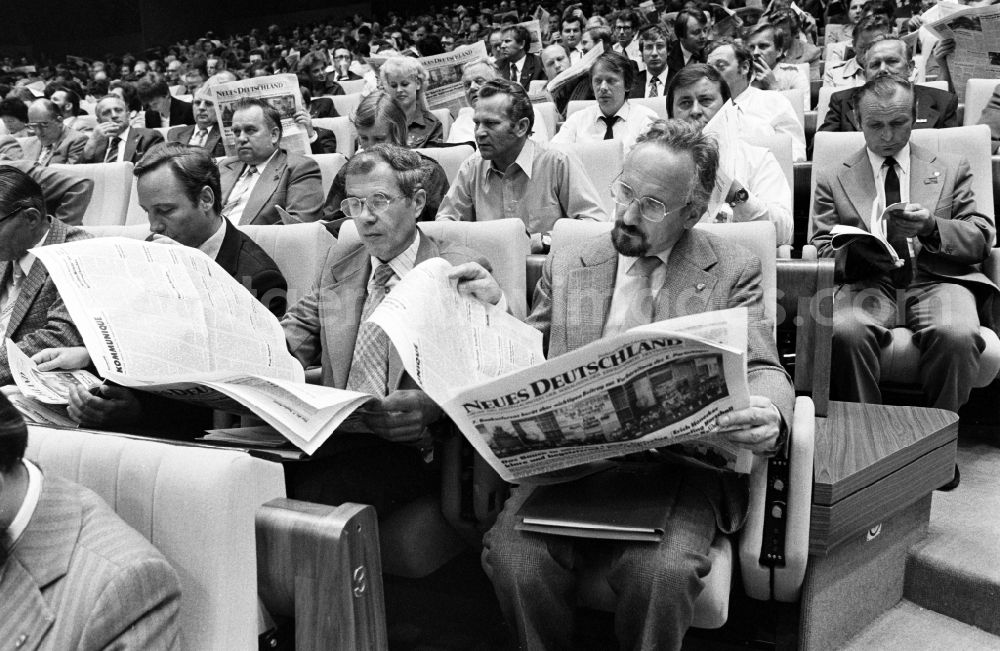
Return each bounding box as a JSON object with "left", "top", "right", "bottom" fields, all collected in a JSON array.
[{"left": 457, "top": 119, "right": 793, "bottom": 649}]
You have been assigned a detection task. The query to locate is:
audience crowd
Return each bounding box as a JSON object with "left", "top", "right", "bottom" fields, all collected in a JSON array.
[{"left": 0, "top": 0, "right": 997, "bottom": 647}]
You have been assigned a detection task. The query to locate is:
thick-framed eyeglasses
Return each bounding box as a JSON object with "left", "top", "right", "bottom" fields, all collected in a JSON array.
[
  {"left": 609, "top": 175, "right": 689, "bottom": 223},
  {"left": 340, "top": 192, "right": 407, "bottom": 218}
]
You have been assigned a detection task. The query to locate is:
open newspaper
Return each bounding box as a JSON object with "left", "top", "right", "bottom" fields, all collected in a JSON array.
[
  {"left": 922, "top": 2, "right": 1000, "bottom": 102},
  {"left": 368, "top": 259, "right": 754, "bottom": 481},
  {"left": 546, "top": 42, "right": 604, "bottom": 94},
  {"left": 211, "top": 73, "right": 310, "bottom": 156},
  {"left": 420, "top": 42, "right": 489, "bottom": 115}
]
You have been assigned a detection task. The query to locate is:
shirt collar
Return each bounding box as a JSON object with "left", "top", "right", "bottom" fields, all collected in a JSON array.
[
  {"left": 842, "top": 57, "right": 863, "bottom": 78},
  {"left": 483, "top": 138, "right": 535, "bottom": 185},
  {"left": 370, "top": 230, "right": 421, "bottom": 281},
  {"left": 619, "top": 246, "right": 673, "bottom": 274},
  {"left": 197, "top": 216, "right": 227, "bottom": 260},
  {"left": 246, "top": 148, "right": 279, "bottom": 173},
  {"left": 866, "top": 142, "right": 911, "bottom": 180},
  {"left": 598, "top": 101, "right": 631, "bottom": 123},
  {"left": 4, "top": 459, "right": 43, "bottom": 552}
]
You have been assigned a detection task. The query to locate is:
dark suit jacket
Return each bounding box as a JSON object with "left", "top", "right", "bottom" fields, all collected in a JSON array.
[
  {"left": 629, "top": 69, "right": 670, "bottom": 100},
  {"left": 498, "top": 53, "right": 547, "bottom": 88},
  {"left": 0, "top": 475, "right": 181, "bottom": 650},
  {"left": 977, "top": 82, "right": 1000, "bottom": 153},
  {"left": 219, "top": 149, "right": 324, "bottom": 225},
  {"left": 309, "top": 127, "right": 338, "bottom": 155},
  {"left": 527, "top": 230, "right": 794, "bottom": 533},
  {"left": 309, "top": 97, "right": 339, "bottom": 119},
  {"left": 0, "top": 160, "right": 94, "bottom": 225},
  {"left": 167, "top": 123, "right": 226, "bottom": 157},
  {"left": 282, "top": 231, "right": 489, "bottom": 389},
  {"left": 83, "top": 127, "right": 164, "bottom": 164},
  {"left": 20, "top": 127, "right": 88, "bottom": 165},
  {"left": 215, "top": 219, "right": 288, "bottom": 317},
  {"left": 811, "top": 143, "right": 999, "bottom": 327},
  {"left": 666, "top": 42, "right": 701, "bottom": 86},
  {"left": 1, "top": 219, "right": 91, "bottom": 384},
  {"left": 143, "top": 96, "right": 196, "bottom": 129},
  {"left": 820, "top": 85, "right": 959, "bottom": 132}
]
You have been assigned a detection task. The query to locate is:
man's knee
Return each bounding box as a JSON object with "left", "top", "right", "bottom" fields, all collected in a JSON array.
[
  {"left": 483, "top": 525, "right": 562, "bottom": 591},
  {"left": 832, "top": 312, "right": 882, "bottom": 352},
  {"left": 920, "top": 320, "right": 984, "bottom": 357},
  {"left": 611, "top": 544, "right": 711, "bottom": 598}
]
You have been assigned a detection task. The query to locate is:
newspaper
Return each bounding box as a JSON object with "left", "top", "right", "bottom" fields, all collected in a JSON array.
[
  {"left": 1, "top": 386, "right": 77, "bottom": 428},
  {"left": 547, "top": 42, "right": 604, "bottom": 93},
  {"left": 211, "top": 73, "right": 310, "bottom": 156},
  {"left": 6, "top": 338, "right": 101, "bottom": 405},
  {"left": 515, "top": 20, "right": 544, "bottom": 54},
  {"left": 923, "top": 2, "right": 1000, "bottom": 102},
  {"left": 422, "top": 42, "right": 489, "bottom": 115},
  {"left": 370, "top": 259, "right": 754, "bottom": 482}
]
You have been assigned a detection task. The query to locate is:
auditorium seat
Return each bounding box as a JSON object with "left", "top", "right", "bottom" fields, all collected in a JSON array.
[
  {"left": 337, "top": 218, "right": 531, "bottom": 576},
  {"left": 306, "top": 152, "right": 348, "bottom": 196},
  {"left": 26, "top": 426, "right": 287, "bottom": 650},
  {"left": 312, "top": 116, "right": 356, "bottom": 157},
  {"left": 50, "top": 161, "right": 133, "bottom": 226},
  {"left": 153, "top": 126, "right": 173, "bottom": 139},
  {"left": 549, "top": 139, "right": 624, "bottom": 216},
  {"left": 533, "top": 101, "right": 560, "bottom": 141},
  {"left": 779, "top": 88, "right": 807, "bottom": 126},
  {"left": 431, "top": 107, "right": 453, "bottom": 140},
  {"left": 807, "top": 125, "right": 1000, "bottom": 390},
  {"left": 326, "top": 92, "right": 363, "bottom": 118},
  {"left": 630, "top": 96, "right": 669, "bottom": 120},
  {"left": 544, "top": 219, "right": 814, "bottom": 628},
  {"left": 414, "top": 144, "right": 474, "bottom": 183},
  {"left": 962, "top": 78, "right": 999, "bottom": 126},
  {"left": 336, "top": 78, "right": 367, "bottom": 95}
]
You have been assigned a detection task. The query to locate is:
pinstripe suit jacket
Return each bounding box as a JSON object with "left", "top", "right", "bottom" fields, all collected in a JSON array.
[
  {"left": 0, "top": 475, "right": 181, "bottom": 650},
  {"left": 0, "top": 219, "right": 90, "bottom": 385},
  {"left": 527, "top": 230, "right": 794, "bottom": 532}
]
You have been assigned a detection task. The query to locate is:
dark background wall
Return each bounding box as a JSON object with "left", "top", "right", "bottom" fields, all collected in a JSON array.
[{"left": 1, "top": 0, "right": 371, "bottom": 62}]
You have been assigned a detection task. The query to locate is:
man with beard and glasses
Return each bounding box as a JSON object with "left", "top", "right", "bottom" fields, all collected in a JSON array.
[{"left": 460, "top": 119, "right": 793, "bottom": 649}]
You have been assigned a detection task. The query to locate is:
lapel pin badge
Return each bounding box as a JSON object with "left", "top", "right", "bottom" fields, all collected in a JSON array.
[
  {"left": 696, "top": 283, "right": 706, "bottom": 291},
  {"left": 925, "top": 171, "right": 940, "bottom": 184}
]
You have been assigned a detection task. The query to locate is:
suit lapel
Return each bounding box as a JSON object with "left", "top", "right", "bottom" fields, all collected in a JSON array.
[
  {"left": 655, "top": 230, "right": 718, "bottom": 320},
  {"left": 243, "top": 151, "right": 285, "bottom": 225},
  {"left": 6, "top": 221, "right": 67, "bottom": 337},
  {"left": 909, "top": 145, "right": 944, "bottom": 213},
  {"left": 837, "top": 149, "right": 877, "bottom": 229},
  {"left": 206, "top": 127, "right": 223, "bottom": 156},
  {"left": 325, "top": 245, "right": 370, "bottom": 390},
  {"left": 845, "top": 95, "right": 860, "bottom": 130},
  {"left": 22, "top": 138, "right": 41, "bottom": 163},
  {"left": 220, "top": 159, "right": 242, "bottom": 203},
  {"left": 914, "top": 87, "right": 941, "bottom": 128},
  {"left": 566, "top": 238, "right": 616, "bottom": 352},
  {"left": 124, "top": 129, "right": 140, "bottom": 163}
]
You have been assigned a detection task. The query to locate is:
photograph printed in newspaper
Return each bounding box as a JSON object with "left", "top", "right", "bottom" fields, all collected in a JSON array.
[{"left": 421, "top": 41, "right": 489, "bottom": 115}]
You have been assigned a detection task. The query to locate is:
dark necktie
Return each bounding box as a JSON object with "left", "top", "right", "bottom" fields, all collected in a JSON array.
[
  {"left": 104, "top": 136, "right": 121, "bottom": 163},
  {"left": 347, "top": 263, "right": 397, "bottom": 396},
  {"left": 599, "top": 115, "right": 621, "bottom": 140},
  {"left": 883, "top": 157, "right": 912, "bottom": 287},
  {"left": 648, "top": 77, "right": 659, "bottom": 98},
  {"left": 510, "top": 62, "right": 518, "bottom": 82}
]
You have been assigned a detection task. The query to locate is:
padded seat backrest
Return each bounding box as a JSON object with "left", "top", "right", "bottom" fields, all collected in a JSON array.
[
  {"left": 630, "top": 96, "right": 669, "bottom": 120},
  {"left": 810, "top": 125, "right": 995, "bottom": 239},
  {"left": 431, "top": 108, "right": 454, "bottom": 140},
  {"left": 339, "top": 219, "right": 531, "bottom": 319},
  {"left": 551, "top": 220, "right": 778, "bottom": 328},
  {"left": 963, "top": 78, "right": 999, "bottom": 126},
  {"left": 742, "top": 132, "right": 795, "bottom": 204},
  {"left": 327, "top": 93, "right": 363, "bottom": 118},
  {"left": 26, "top": 426, "right": 286, "bottom": 651},
  {"left": 414, "top": 145, "right": 474, "bottom": 183},
  {"left": 49, "top": 162, "right": 133, "bottom": 226},
  {"left": 306, "top": 152, "right": 348, "bottom": 196},
  {"left": 548, "top": 139, "right": 624, "bottom": 216},
  {"left": 337, "top": 79, "right": 367, "bottom": 95},
  {"left": 533, "top": 102, "right": 560, "bottom": 142},
  {"left": 313, "top": 116, "right": 356, "bottom": 157},
  {"left": 778, "top": 87, "right": 807, "bottom": 125}
]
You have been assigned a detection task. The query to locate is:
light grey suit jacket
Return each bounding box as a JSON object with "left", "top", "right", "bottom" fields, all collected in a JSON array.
[
  {"left": 219, "top": 149, "right": 324, "bottom": 225},
  {"left": 811, "top": 143, "right": 999, "bottom": 327},
  {"left": 20, "top": 128, "right": 88, "bottom": 165},
  {"left": 0, "top": 475, "right": 181, "bottom": 650},
  {"left": 281, "top": 230, "right": 488, "bottom": 389},
  {"left": 527, "top": 230, "right": 795, "bottom": 532}
]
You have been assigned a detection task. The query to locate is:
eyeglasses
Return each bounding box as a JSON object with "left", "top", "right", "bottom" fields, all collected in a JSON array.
[
  {"left": 340, "top": 192, "right": 407, "bottom": 218},
  {"left": 610, "top": 176, "right": 689, "bottom": 223},
  {"left": 27, "top": 121, "right": 56, "bottom": 130},
  {"left": 0, "top": 205, "right": 25, "bottom": 225}
]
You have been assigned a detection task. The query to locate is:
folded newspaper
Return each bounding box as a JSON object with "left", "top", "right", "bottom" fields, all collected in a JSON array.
[{"left": 29, "top": 240, "right": 753, "bottom": 477}]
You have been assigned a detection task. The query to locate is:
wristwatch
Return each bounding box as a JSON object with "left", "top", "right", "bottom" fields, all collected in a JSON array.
[{"left": 728, "top": 187, "right": 749, "bottom": 207}]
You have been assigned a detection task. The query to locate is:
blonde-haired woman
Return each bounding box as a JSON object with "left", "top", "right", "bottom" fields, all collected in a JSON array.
[{"left": 379, "top": 56, "right": 444, "bottom": 148}]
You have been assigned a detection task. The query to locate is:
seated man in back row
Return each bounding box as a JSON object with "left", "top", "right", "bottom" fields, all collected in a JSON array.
[
  {"left": 436, "top": 79, "right": 607, "bottom": 253},
  {"left": 811, "top": 76, "right": 998, "bottom": 413},
  {"left": 460, "top": 119, "right": 793, "bottom": 649}
]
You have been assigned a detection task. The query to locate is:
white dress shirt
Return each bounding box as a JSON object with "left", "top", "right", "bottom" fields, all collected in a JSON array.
[
  {"left": 198, "top": 217, "right": 228, "bottom": 260},
  {"left": 729, "top": 86, "right": 807, "bottom": 162},
  {"left": 551, "top": 101, "right": 658, "bottom": 153},
  {"left": 603, "top": 249, "right": 673, "bottom": 336}
]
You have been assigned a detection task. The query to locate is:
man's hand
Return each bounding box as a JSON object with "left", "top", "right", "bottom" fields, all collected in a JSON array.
[
  {"left": 888, "top": 203, "right": 935, "bottom": 239},
  {"left": 931, "top": 37, "right": 955, "bottom": 61},
  {"left": 293, "top": 110, "right": 316, "bottom": 139},
  {"left": 716, "top": 395, "right": 783, "bottom": 455},
  {"left": 90, "top": 120, "right": 120, "bottom": 143},
  {"left": 67, "top": 384, "right": 143, "bottom": 427},
  {"left": 752, "top": 56, "right": 777, "bottom": 89},
  {"left": 31, "top": 346, "right": 92, "bottom": 371},
  {"left": 447, "top": 262, "right": 503, "bottom": 305},
  {"left": 359, "top": 389, "right": 442, "bottom": 446}
]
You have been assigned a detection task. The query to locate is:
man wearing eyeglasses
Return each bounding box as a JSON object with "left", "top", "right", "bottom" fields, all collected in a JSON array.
[
  {"left": 0, "top": 166, "right": 90, "bottom": 386},
  {"left": 611, "top": 10, "right": 644, "bottom": 70},
  {"left": 280, "top": 143, "right": 503, "bottom": 514},
  {"left": 21, "top": 99, "right": 88, "bottom": 166},
  {"left": 475, "top": 120, "right": 793, "bottom": 649}
]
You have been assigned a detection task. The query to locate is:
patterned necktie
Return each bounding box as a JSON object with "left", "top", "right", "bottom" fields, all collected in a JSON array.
[
  {"left": 104, "top": 136, "right": 121, "bottom": 163},
  {"left": 648, "top": 77, "right": 659, "bottom": 98},
  {"left": 624, "top": 256, "right": 663, "bottom": 328},
  {"left": 599, "top": 115, "right": 621, "bottom": 140},
  {"left": 1, "top": 263, "right": 25, "bottom": 332},
  {"left": 193, "top": 128, "right": 208, "bottom": 148},
  {"left": 347, "top": 263, "right": 397, "bottom": 397},
  {"left": 883, "top": 157, "right": 912, "bottom": 287},
  {"left": 37, "top": 145, "right": 53, "bottom": 166}
]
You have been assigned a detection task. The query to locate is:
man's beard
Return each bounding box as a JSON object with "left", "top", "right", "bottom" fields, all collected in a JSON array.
[{"left": 611, "top": 219, "right": 649, "bottom": 257}]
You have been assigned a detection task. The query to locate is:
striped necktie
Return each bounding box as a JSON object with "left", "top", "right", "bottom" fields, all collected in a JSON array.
[
  {"left": 346, "top": 263, "right": 397, "bottom": 396},
  {"left": 104, "top": 136, "right": 121, "bottom": 163}
]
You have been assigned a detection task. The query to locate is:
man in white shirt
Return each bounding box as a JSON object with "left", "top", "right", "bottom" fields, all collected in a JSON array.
[
  {"left": 552, "top": 51, "right": 657, "bottom": 153},
  {"left": 705, "top": 38, "right": 806, "bottom": 161},
  {"left": 630, "top": 25, "right": 671, "bottom": 99},
  {"left": 612, "top": 10, "right": 644, "bottom": 70},
  {"left": 81, "top": 95, "right": 163, "bottom": 164},
  {"left": 746, "top": 23, "right": 810, "bottom": 110},
  {"left": 561, "top": 15, "right": 587, "bottom": 63}
]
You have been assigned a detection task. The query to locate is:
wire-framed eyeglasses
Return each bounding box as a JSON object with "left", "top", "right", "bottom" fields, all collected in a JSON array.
[{"left": 609, "top": 175, "right": 689, "bottom": 223}]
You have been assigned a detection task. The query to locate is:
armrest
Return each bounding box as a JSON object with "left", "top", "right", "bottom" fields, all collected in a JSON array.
[
  {"left": 984, "top": 247, "right": 1000, "bottom": 285},
  {"left": 777, "top": 245, "right": 793, "bottom": 259},
  {"left": 304, "top": 367, "right": 323, "bottom": 385},
  {"left": 740, "top": 396, "right": 815, "bottom": 602},
  {"left": 256, "top": 499, "right": 387, "bottom": 651},
  {"left": 801, "top": 244, "right": 818, "bottom": 260}
]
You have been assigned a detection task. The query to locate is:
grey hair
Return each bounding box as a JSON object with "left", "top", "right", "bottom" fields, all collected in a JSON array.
[
  {"left": 633, "top": 119, "right": 719, "bottom": 216},
  {"left": 344, "top": 143, "right": 426, "bottom": 197}
]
